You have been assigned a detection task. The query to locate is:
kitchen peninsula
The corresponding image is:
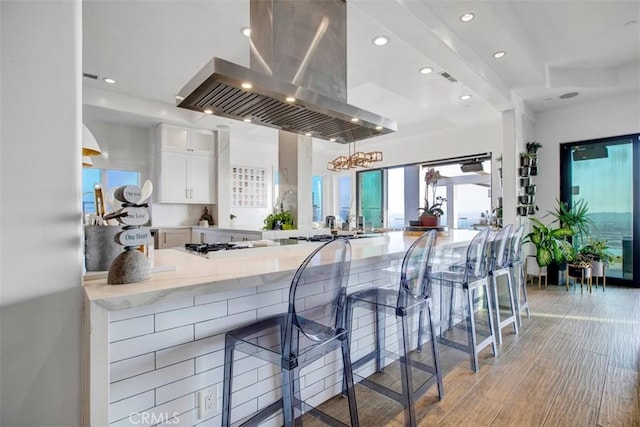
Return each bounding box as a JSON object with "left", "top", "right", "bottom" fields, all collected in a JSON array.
[{"left": 83, "top": 230, "right": 478, "bottom": 426}]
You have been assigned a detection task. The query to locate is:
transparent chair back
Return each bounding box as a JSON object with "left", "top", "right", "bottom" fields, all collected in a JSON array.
[
  {"left": 492, "top": 225, "right": 514, "bottom": 270},
  {"left": 397, "top": 229, "right": 437, "bottom": 309},
  {"left": 289, "top": 238, "right": 351, "bottom": 343},
  {"left": 465, "top": 227, "right": 491, "bottom": 282},
  {"left": 510, "top": 224, "right": 527, "bottom": 264}
]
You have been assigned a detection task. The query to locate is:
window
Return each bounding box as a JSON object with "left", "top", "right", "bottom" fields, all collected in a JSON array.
[
  {"left": 355, "top": 153, "right": 492, "bottom": 230},
  {"left": 337, "top": 175, "right": 352, "bottom": 223},
  {"left": 312, "top": 175, "right": 324, "bottom": 222},
  {"left": 82, "top": 168, "right": 140, "bottom": 213}
]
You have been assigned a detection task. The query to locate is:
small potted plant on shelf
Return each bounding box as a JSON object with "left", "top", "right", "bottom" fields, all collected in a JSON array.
[
  {"left": 496, "top": 154, "right": 503, "bottom": 179},
  {"left": 526, "top": 142, "right": 543, "bottom": 174},
  {"left": 417, "top": 168, "right": 446, "bottom": 227},
  {"left": 526, "top": 141, "right": 543, "bottom": 155}
]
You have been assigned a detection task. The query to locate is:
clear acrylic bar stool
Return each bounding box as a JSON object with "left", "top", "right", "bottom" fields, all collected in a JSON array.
[
  {"left": 433, "top": 227, "right": 497, "bottom": 372},
  {"left": 221, "top": 238, "right": 358, "bottom": 427},
  {"left": 345, "top": 230, "right": 443, "bottom": 427},
  {"left": 488, "top": 224, "right": 518, "bottom": 345},
  {"left": 509, "top": 224, "right": 529, "bottom": 326}
]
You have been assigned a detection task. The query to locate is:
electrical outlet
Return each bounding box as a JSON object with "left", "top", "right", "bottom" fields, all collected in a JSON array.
[{"left": 197, "top": 386, "right": 219, "bottom": 419}]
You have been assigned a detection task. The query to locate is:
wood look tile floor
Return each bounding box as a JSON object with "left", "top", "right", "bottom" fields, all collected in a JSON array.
[{"left": 313, "top": 284, "right": 640, "bottom": 427}]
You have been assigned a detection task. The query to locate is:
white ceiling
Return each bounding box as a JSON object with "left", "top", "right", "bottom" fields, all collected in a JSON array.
[{"left": 83, "top": 0, "right": 640, "bottom": 143}]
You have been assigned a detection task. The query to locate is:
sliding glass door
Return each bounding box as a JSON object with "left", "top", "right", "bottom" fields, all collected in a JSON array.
[{"left": 560, "top": 134, "right": 639, "bottom": 286}]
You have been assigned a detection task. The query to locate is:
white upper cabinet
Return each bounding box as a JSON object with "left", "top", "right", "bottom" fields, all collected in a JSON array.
[
  {"left": 157, "top": 123, "right": 217, "bottom": 204},
  {"left": 160, "top": 123, "right": 215, "bottom": 156}
]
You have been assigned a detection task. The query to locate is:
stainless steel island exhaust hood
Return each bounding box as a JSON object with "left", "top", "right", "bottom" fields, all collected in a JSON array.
[{"left": 177, "top": 0, "right": 397, "bottom": 143}]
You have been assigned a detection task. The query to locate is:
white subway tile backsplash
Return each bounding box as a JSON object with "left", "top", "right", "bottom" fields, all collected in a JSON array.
[
  {"left": 256, "top": 302, "right": 287, "bottom": 319},
  {"left": 111, "top": 353, "right": 155, "bottom": 383},
  {"left": 111, "top": 360, "right": 194, "bottom": 403},
  {"left": 109, "top": 390, "right": 154, "bottom": 423},
  {"left": 228, "top": 290, "right": 282, "bottom": 314},
  {"left": 155, "top": 367, "right": 222, "bottom": 405},
  {"left": 110, "top": 298, "right": 194, "bottom": 322},
  {"left": 111, "top": 325, "right": 193, "bottom": 362},
  {"left": 110, "top": 394, "right": 195, "bottom": 427},
  {"left": 194, "top": 286, "right": 256, "bottom": 305},
  {"left": 194, "top": 310, "right": 256, "bottom": 340},
  {"left": 155, "top": 301, "right": 227, "bottom": 331},
  {"left": 156, "top": 334, "right": 225, "bottom": 369},
  {"left": 110, "top": 316, "right": 154, "bottom": 342},
  {"left": 195, "top": 348, "right": 225, "bottom": 374},
  {"left": 230, "top": 399, "right": 258, "bottom": 425}
]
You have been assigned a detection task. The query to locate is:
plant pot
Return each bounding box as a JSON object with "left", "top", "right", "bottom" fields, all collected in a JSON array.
[
  {"left": 591, "top": 260, "right": 605, "bottom": 277},
  {"left": 530, "top": 166, "right": 539, "bottom": 176},
  {"left": 517, "top": 206, "right": 528, "bottom": 216},
  {"left": 420, "top": 214, "right": 439, "bottom": 227},
  {"left": 497, "top": 197, "right": 503, "bottom": 208},
  {"left": 530, "top": 156, "right": 539, "bottom": 167},
  {"left": 520, "top": 177, "right": 532, "bottom": 187},
  {"left": 568, "top": 264, "right": 591, "bottom": 279},
  {"left": 527, "top": 205, "right": 539, "bottom": 215},
  {"left": 520, "top": 155, "right": 531, "bottom": 167},
  {"left": 519, "top": 167, "right": 530, "bottom": 177},
  {"left": 519, "top": 195, "right": 534, "bottom": 204},
  {"left": 524, "top": 185, "right": 536, "bottom": 195},
  {"left": 498, "top": 168, "right": 503, "bottom": 179}
]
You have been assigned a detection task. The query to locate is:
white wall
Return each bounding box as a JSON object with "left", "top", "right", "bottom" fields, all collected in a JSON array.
[
  {"left": 228, "top": 134, "right": 279, "bottom": 228},
  {"left": 82, "top": 119, "right": 153, "bottom": 181},
  {"left": 533, "top": 92, "right": 640, "bottom": 218},
  {"left": 1, "top": 1, "right": 82, "bottom": 425}
]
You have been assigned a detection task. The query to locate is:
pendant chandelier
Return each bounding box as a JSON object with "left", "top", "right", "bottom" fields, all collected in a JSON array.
[{"left": 327, "top": 141, "right": 383, "bottom": 171}]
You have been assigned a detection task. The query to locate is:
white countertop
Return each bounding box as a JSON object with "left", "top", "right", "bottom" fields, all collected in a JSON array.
[{"left": 83, "top": 230, "right": 478, "bottom": 311}]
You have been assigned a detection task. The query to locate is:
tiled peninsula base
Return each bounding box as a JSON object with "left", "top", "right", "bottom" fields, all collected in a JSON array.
[{"left": 83, "top": 231, "right": 476, "bottom": 426}]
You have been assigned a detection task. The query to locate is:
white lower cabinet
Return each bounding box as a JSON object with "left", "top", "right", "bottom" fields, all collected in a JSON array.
[
  {"left": 159, "top": 152, "right": 216, "bottom": 204},
  {"left": 157, "top": 228, "right": 191, "bottom": 249},
  {"left": 191, "top": 229, "right": 218, "bottom": 244},
  {"left": 216, "top": 231, "right": 261, "bottom": 242}
]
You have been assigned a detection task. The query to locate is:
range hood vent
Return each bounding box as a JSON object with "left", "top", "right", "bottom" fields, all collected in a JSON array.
[{"left": 177, "top": 58, "right": 396, "bottom": 143}]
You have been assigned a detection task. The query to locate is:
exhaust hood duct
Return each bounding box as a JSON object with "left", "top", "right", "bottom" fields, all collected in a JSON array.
[{"left": 177, "top": 0, "right": 397, "bottom": 143}]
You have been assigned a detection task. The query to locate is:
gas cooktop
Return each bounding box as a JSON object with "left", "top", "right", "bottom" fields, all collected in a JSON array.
[{"left": 184, "top": 243, "right": 251, "bottom": 254}]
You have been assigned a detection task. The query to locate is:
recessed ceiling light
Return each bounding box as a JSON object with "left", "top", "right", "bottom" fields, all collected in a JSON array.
[
  {"left": 175, "top": 95, "right": 184, "bottom": 101},
  {"left": 203, "top": 109, "right": 213, "bottom": 114},
  {"left": 241, "top": 26, "right": 251, "bottom": 37},
  {"left": 460, "top": 13, "right": 474, "bottom": 22},
  {"left": 103, "top": 77, "right": 116, "bottom": 84},
  {"left": 329, "top": 138, "right": 336, "bottom": 142},
  {"left": 285, "top": 96, "right": 296, "bottom": 102},
  {"left": 243, "top": 118, "right": 252, "bottom": 123},
  {"left": 304, "top": 132, "right": 312, "bottom": 137},
  {"left": 375, "top": 125, "right": 383, "bottom": 131},
  {"left": 459, "top": 94, "right": 472, "bottom": 101},
  {"left": 559, "top": 92, "right": 579, "bottom": 99},
  {"left": 351, "top": 117, "right": 359, "bottom": 122},
  {"left": 419, "top": 67, "right": 434, "bottom": 74},
  {"left": 372, "top": 35, "right": 389, "bottom": 46},
  {"left": 493, "top": 51, "right": 506, "bottom": 59},
  {"left": 241, "top": 82, "right": 252, "bottom": 89}
]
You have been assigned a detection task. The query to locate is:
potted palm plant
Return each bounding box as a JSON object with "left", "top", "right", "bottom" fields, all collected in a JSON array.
[{"left": 417, "top": 168, "right": 445, "bottom": 227}]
